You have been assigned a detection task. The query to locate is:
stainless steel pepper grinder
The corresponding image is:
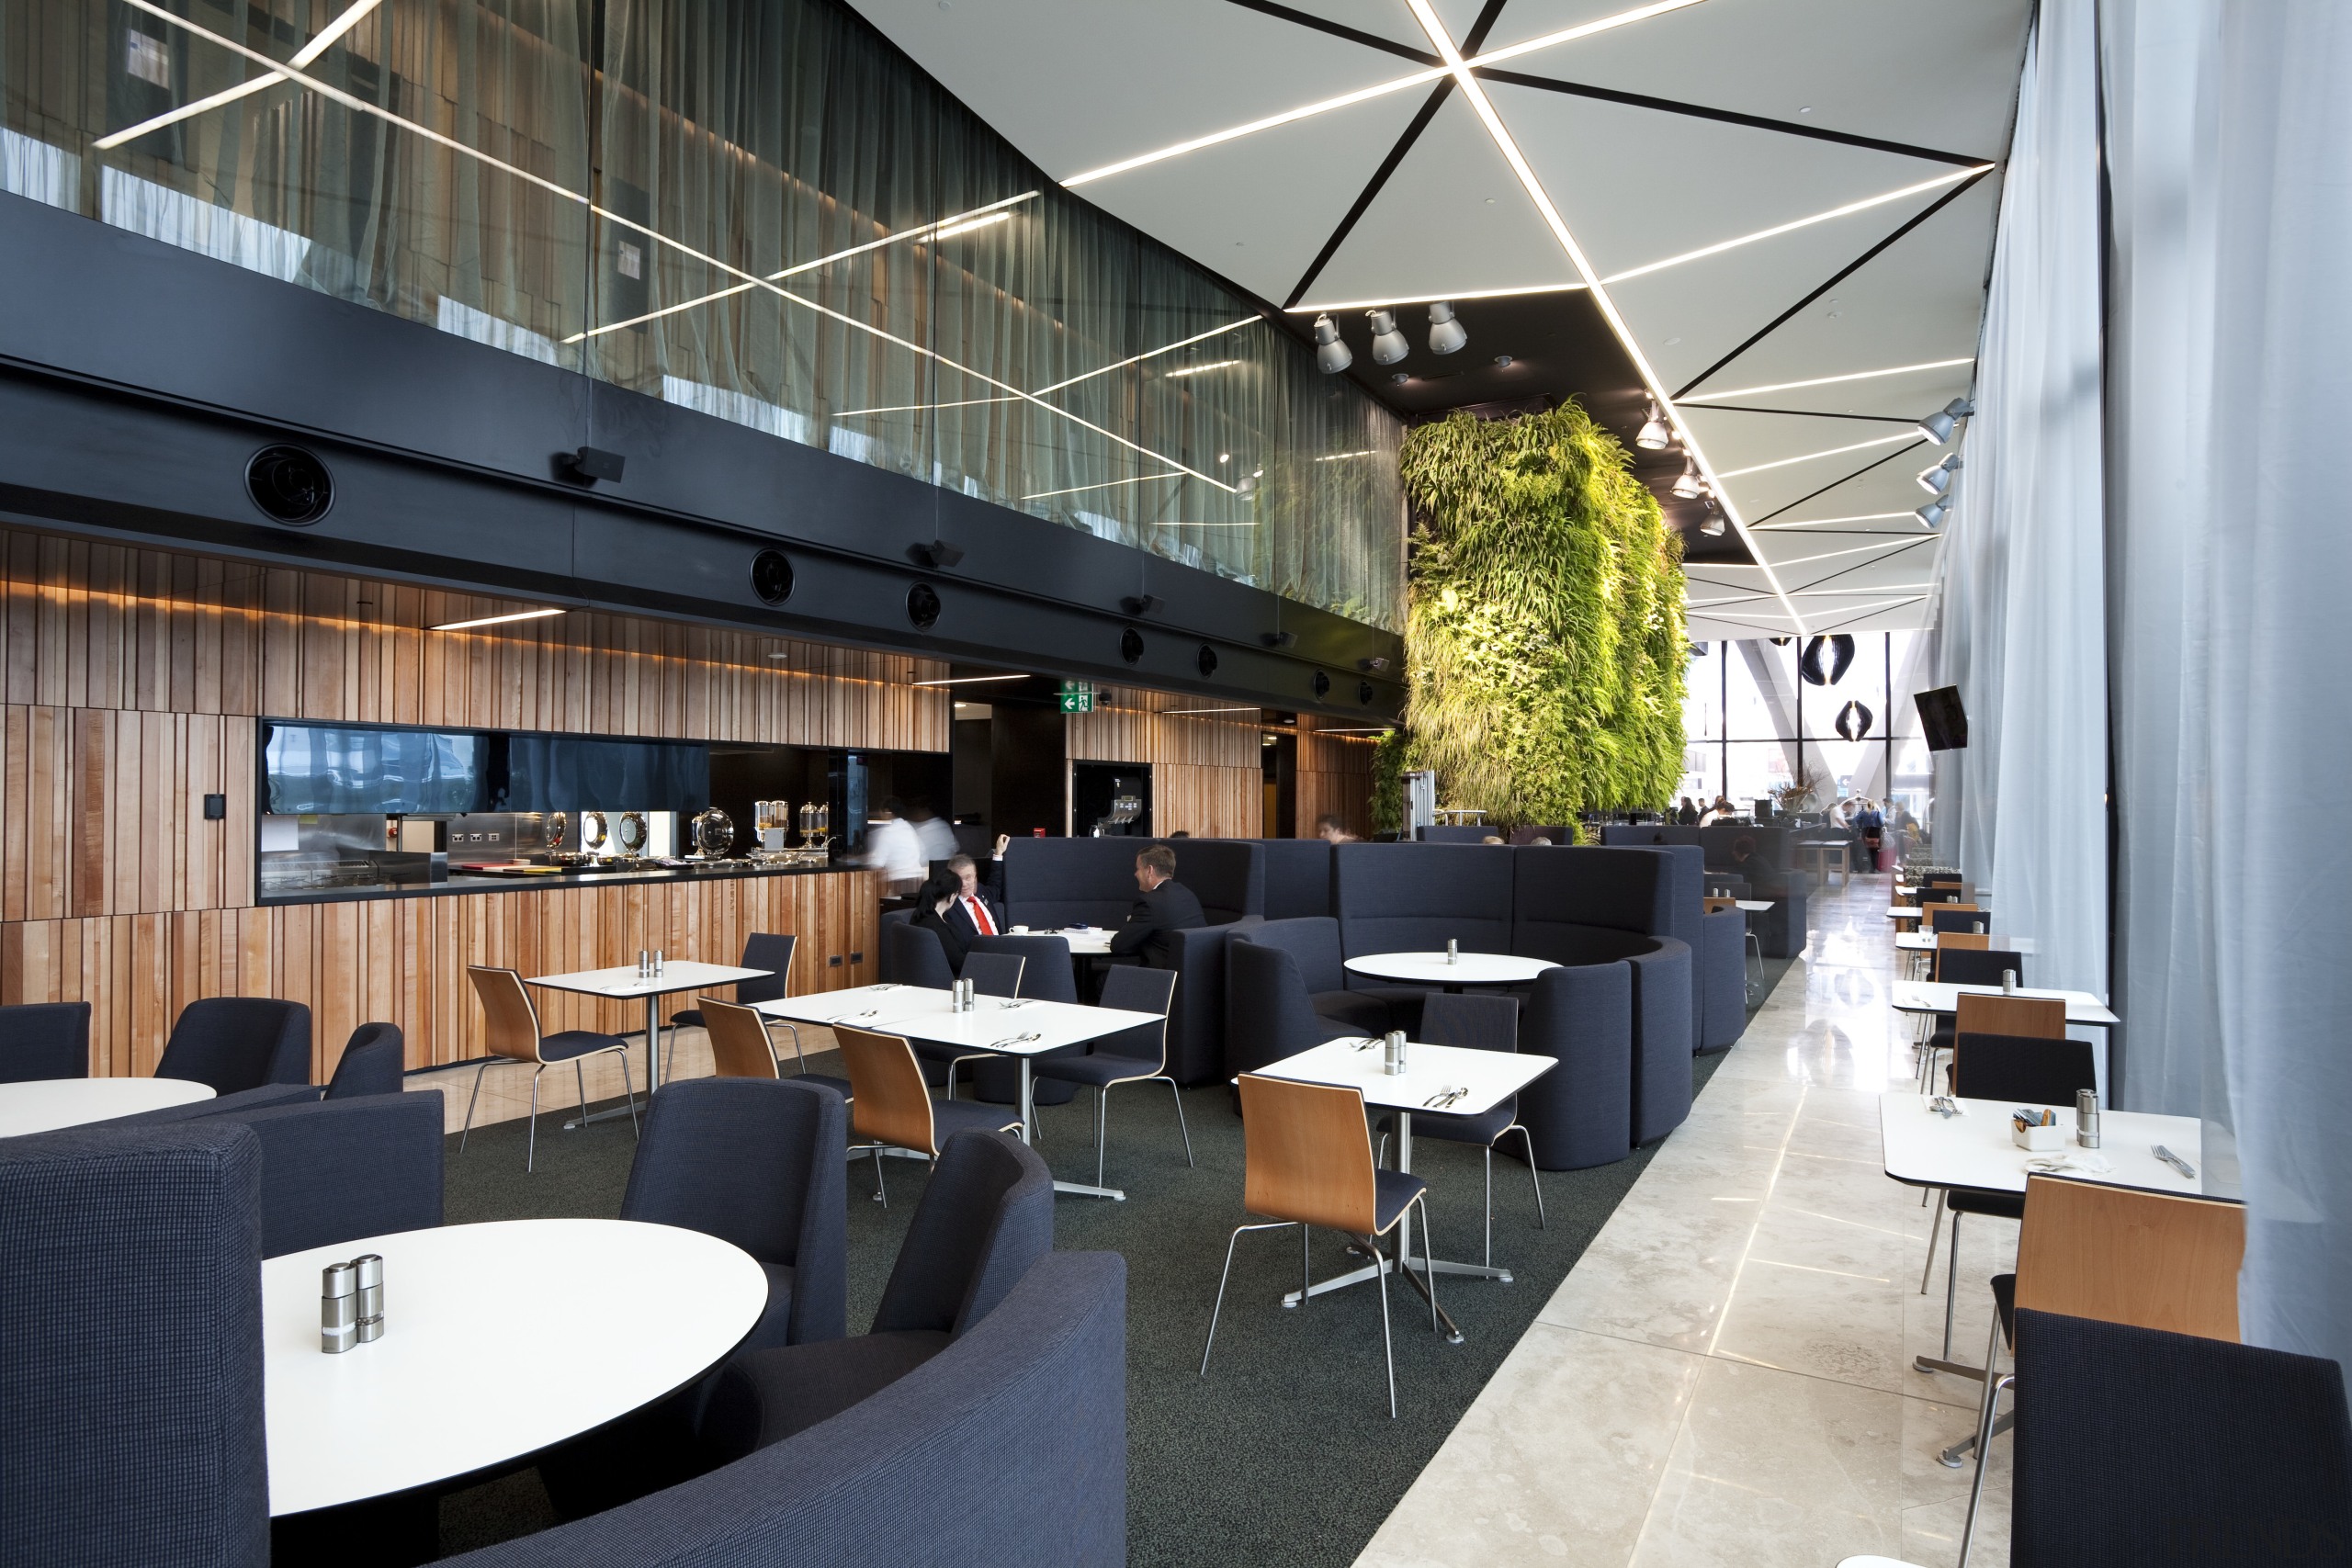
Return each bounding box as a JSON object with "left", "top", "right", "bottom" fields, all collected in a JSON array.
[
  {"left": 353, "top": 1253, "right": 385, "bottom": 1343},
  {"left": 2075, "top": 1088, "right": 2102, "bottom": 1149},
  {"left": 321, "top": 1260, "right": 359, "bottom": 1354}
]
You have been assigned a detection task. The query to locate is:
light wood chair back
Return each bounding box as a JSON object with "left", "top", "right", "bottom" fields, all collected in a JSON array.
[
  {"left": 2017, "top": 1174, "right": 2245, "bottom": 1341},
  {"left": 701, "top": 997, "right": 780, "bottom": 1079},
  {"left": 1703, "top": 896, "right": 1738, "bottom": 914},
  {"left": 1237, "top": 1073, "right": 1378, "bottom": 1235},
  {"left": 469, "top": 965, "right": 547, "bottom": 1063},
  {"left": 1939, "top": 931, "right": 1991, "bottom": 951},
  {"left": 1954, "top": 993, "right": 2066, "bottom": 1040},
  {"left": 833, "top": 1024, "right": 936, "bottom": 1155}
]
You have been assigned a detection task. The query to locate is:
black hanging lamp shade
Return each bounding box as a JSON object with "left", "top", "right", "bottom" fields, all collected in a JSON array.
[
  {"left": 1801, "top": 634, "right": 1856, "bottom": 686},
  {"left": 1834, "top": 700, "right": 1874, "bottom": 742}
]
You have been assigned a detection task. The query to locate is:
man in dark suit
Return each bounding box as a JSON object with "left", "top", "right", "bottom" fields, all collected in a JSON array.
[
  {"left": 1108, "top": 843, "right": 1205, "bottom": 968},
  {"left": 942, "top": 835, "right": 1012, "bottom": 946}
]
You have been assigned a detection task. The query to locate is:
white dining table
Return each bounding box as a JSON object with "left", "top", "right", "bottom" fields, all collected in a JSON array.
[
  {"left": 1250, "top": 1036, "right": 1555, "bottom": 1344},
  {"left": 1342, "top": 951, "right": 1558, "bottom": 991},
  {"left": 0, "top": 1076, "right": 213, "bottom": 1136},
  {"left": 758, "top": 983, "right": 1166, "bottom": 1200},
  {"left": 1877, "top": 1091, "right": 2202, "bottom": 1199},
  {"left": 1890, "top": 980, "right": 2119, "bottom": 1026},
  {"left": 526, "top": 960, "right": 772, "bottom": 1115},
  {"left": 1894, "top": 931, "right": 2035, "bottom": 953},
  {"left": 1023, "top": 926, "right": 1114, "bottom": 956},
  {"left": 263, "top": 1219, "right": 765, "bottom": 1517}
]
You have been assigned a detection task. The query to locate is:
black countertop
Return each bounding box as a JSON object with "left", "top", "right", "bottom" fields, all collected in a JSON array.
[{"left": 259, "top": 857, "right": 859, "bottom": 908}]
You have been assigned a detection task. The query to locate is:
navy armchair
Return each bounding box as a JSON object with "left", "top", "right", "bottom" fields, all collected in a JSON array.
[
  {"left": 1, "top": 1120, "right": 269, "bottom": 1566},
  {"left": 1224, "top": 938, "right": 1339, "bottom": 1076},
  {"left": 155, "top": 997, "right": 312, "bottom": 1094},
  {"left": 322, "top": 1021, "right": 403, "bottom": 1100},
  {"left": 211, "top": 1090, "right": 445, "bottom": 1258},
  {"left": 0, "top": 1000, "right": 89, "bottom": 1082},
  {"left": 1231, "top": 917, "right": 1391, "bottom": 1036}
]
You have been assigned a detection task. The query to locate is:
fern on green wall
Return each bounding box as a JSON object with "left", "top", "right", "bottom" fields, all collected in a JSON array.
[{"left": 1396, "top": 403, "right": 1687, "bottom": 830}]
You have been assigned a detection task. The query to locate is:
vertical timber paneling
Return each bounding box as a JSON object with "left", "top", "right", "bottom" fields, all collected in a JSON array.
[
  {"left": 1295, "top": 716, "right": 1378, "bottom": 838},
  {"left": 1068, "top": 689, "right": 1262, "bottom": 839},
  {"left": 0, "top": 528, "right": 933, "bottom": 1077}
]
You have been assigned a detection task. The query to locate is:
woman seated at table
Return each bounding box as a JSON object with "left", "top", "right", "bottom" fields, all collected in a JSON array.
[{"left": 910, "top": 871, "right": 970, "bottom": 970}]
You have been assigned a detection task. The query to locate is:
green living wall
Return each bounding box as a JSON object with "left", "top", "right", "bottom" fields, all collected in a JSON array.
[{"left": 1391, "top": 403, "right": 1688, "bottom": 832}]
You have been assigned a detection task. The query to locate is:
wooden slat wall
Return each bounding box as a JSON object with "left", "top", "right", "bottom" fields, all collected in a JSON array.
[
  {"left": 0, "top": 529, "right": 939, "bottom": 1077},
  {"left": 1296, "top": 717, "right": 1377, "bottom": 837},
  {"left": 1068, "top": 692, "right": 1262, "bottom": 839}
]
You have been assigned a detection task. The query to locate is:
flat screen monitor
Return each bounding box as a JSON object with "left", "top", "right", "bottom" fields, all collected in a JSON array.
[{"left": 1915, "top": 686, "right": 1969, "bottom": 750}]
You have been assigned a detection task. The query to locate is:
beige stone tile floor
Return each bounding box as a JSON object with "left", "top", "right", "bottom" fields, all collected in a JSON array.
[{"left": 1359, "top": 871, "right": 2016, "bottom": 1568}]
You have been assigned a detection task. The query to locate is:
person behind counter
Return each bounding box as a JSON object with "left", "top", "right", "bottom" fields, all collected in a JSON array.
[{"left": 1108, "top": 844, "right": 1204, "bottom": 967}]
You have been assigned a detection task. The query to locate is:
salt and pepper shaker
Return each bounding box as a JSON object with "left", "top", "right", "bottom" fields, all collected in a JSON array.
[
  {"left": 637, "top": 949, "right": 650, "bottom": 978},
  {"left": 2075, "top": 1089, "right": 2101, "bottom": 1149},
  {"left": 353, "top": 1253, "right": 385, "bottom": 1344},
  {"left": 321, "top": 1261, "right": 359, "bottom": 1354},
  {"left": 653, "top": 949, "right": 665, "bottom": 976},
  {"left": 2000, "top": 969, "right": 2017, "bottom": 995},
  {"left": 1445, "top": 938, "right": 1459, "bottom": 965},
  {"left": 1383, "top": 1029, "right": 1407, "bottom": 1076}
]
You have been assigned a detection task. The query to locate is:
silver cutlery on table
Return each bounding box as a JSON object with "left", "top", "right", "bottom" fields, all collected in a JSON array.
[
  {"left": 1929, "top": 1095, "right": 1962, "bottom": 1119},
  {"left": 1346, "top": 1037, "right": 1381, "bottom": 1052},
  {"left": 827, "top": 1008, "right": 879, "bottom": 1024},
  {"left": 1422, "top": 1086, "right": 1466, "bottom": 1109},
  {"left": 989, "top": 1032, "right": 1043, "bottom": 1049},
  {"left": 2153, "top": 1144, "right": 2198, "bottom": 1179},
  {"left": 996, "top": 998, "right": 1034, "bottom": 1010}
]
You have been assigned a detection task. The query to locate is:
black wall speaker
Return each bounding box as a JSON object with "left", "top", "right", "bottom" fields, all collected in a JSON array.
[
  {"left": 245, "top": 445, "right": 334, "bottom": 525},
  {"left": 1120, "top": 626, "right": 1145, "bottom": 664},
  {"left": 907, "top": 582, "right": 942, "bottom": 629},
  {"left": 1196, "top": 644, "right": 1218, "bottom": 677},
  {"left": 1915, "top": 686, "right": 1968, "bottom": 750},
  {"left": 1312, "top": 670, "right": 1331, "bottom": 698},
  {"left": 749, "top": 548, "right": 794, "bottom": 605}
]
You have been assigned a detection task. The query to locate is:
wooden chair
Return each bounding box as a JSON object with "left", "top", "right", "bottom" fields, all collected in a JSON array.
[
  {"left": 1200, "top": 1073, "right": 1440, "bottom": 1418},
  {"left": 1955, "top": 992, "right": 2064, "bottom": 1038},
  {"left": 1952, "top": 1176, "right": 2245, "bottom": 1564},
  {"left": 463, "top": 965, "right": 639, "bottom": 1172},
  {"left": 831, "top": 1024, "right": 1020, "bottom": 1206},
  {"left": 1702, "top": 895, "right": 1738, "bottom": 915},
  {"left": 699, "top": 995, "right": 854, "bottom": 1102}
]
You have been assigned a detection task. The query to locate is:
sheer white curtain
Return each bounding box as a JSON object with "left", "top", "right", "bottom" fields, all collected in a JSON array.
[
  {"left": 1930, "top": 0, "right": 2109, "bottom": 1005},
  {"left": 2105, "top": 0, "right": 2352, "bottom": 1375}
]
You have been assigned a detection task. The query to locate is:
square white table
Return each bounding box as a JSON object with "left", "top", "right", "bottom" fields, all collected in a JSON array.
[
  {"left": 1894, "top": 932, "right": 2035, "bottom": 953},
  {"left": 759, "top": 984, "right": 1165, "bottom": 1201},
  {"left": 1890, "top": 981, "right": 2119, "bottom": 1026},
  {"left": 1024, "top": 926, "right": 1114, "bottom": 956},
  {"left": 1250, "top": 1036, "right": 1556, "bottom": 1344},
  {"left": 526, "top": 961, "right": 770, "bottom": 1120}
]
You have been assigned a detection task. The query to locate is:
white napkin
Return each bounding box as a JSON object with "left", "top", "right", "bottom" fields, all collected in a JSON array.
[{"left": 2023, "top": 1150, "right": 2115, "bottom": 1177}]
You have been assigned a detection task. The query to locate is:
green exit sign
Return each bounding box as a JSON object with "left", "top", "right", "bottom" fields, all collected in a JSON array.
[{"left": 1058, "top": 681, "right": 1095, "bottom": 714}]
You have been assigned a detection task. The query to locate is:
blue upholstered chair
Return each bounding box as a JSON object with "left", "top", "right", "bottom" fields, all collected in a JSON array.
[
  {"left": 1231, "top": 917, "right": 1392, "bottom": 1035},
  {"left": 1928, "top": 905, "right": 1989, "bottom": 935},
  {"left": 881, "top": 919, "right": 956, "bottom": 990},
  {"left": 696, "top": 1129, "right": 1054, "bottom": 1462},
  {"left": 966, "top": 934, "right": 1076, "bottom": 1002},
  {"left": 1029, "top": 965, "right": 1191, "bottom": 1189},
  {"left": 620, "top": 1077, "right": 849, "bottom": 1353},
  {"left": 0, "top": 1120, "right": 269, "bottom": 1564},
  {"left": 322, "top": 1021, "right": 403, "bottom": 1100},
  {"left": 1224, "top": 938, "right": 1342, "bottom": 1077},
  {"left": 0, "top": 1000, "right": 89, "bottom": 1082},
  {"left": 1516, "top": 962, "right": 1635, "bottom": 1169},
  {"left": 154, "top": 997, "right": 312, "bottom": 1094},
  {"left": 107, "top": 1082, "right": 322, "bottom": 1126},
  {"left": 1376, "top": 993, "right": 1543, "bottom": 1266},
  {"left": 963, "top": 938, "right": 1081, "bottom": 1107},
  {"left": 212, "top": 1090, "right": 444, "bottom": 1258}
]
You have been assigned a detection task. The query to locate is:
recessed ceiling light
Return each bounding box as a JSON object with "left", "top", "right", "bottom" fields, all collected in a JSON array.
[
  {"left": 430, "top": 607, "right": 567, "bottom": 631},
  {"left": 1218, "top": 452, "right": 1231, "bottom": 464},
  {"left": 1493, "top": 355, "right": 1513, "bottom": 367}
]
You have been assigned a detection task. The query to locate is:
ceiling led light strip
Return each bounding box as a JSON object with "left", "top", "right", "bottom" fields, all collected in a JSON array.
[
  {"left": 96, "top": 0, "right": 384, "bottom": 148},
  {"left": 1681, "top": 358, "right": 1975, "bottom": 403},
  {"left": 1063, "top": 0, "right": 1709, "bottom": 187},
  {"left": 1287, "top": 281, "right": 1586, "bottom": 314},
  {"left": 910, "top": 674, "right": 1033, "bottom": 687},
  {"left": 1163, "top": 360, "right": 1242, "bottom": 378},
  {"left": 1400, "top": 0, "right": 1804, "bottom": 635},
  {"left": 1597, "top": 168, "right": 1994, "bottom": 286},
  {"left": 1022, "top": 473, "right": 1186, "bottom": 502},
  {"left": 1715, "top": 432, "right": 1925, "bottom": 479},
  {"left": 1750, "top": 511, "right": 1919, "bottom": 530},
  {"left": 114, "top": 1, "right": 1238, "bottom": 494},
  {"left": 1034, "top": 319, "right": 1261, "bottom": 396},
  {"left": 1765, "top": 537, "right": 1941, "bottom": 569},
  {"left": 431, "top": 607, "right": 568, "bottom": 631}
]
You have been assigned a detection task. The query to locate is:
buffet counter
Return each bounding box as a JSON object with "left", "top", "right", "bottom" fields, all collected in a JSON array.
[{"left": 259, "top": 855, "right": 847, "bottom": 908}]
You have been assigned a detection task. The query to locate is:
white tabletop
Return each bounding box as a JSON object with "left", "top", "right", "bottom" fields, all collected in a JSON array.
[
  {"left": 1878, "top": 1093, "right": 2203, "bottom": 1196},
  {"left": 0, "top": 1077, "right": 214, "bottom": 1136},
  {"left": 1734, "top": 899, "right": 1773, "bottom": 912},
  {"left": 526, "top": 961, "right": 769, "bottom": 999},
  {"left": 1019, "top": 926, "right": 1114, "bottom": 955},
  {"left": 264, "top": 1219, "right": 765, "bottom": 1517},
  {"left": 1342, "top": 952, "right": 1558, "bottom": 987},
  {"left": 1891, "top": 981, "right": 2119, "bottom": 1025},
  {"left": 1251, "top": 1036, "right": 1555, "bottom": 1119},
  {"left": 1886, "top": 906, "right": 1926, "bottom": 920},
  {"left": 1894, "top": 931, "right": 2035, "bottom": 953},
  {"left": 758, "top": 985, "right": 1162, "bottom": 1057}
]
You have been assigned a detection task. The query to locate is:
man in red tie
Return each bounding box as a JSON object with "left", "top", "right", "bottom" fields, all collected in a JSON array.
[{"left": 944, "top": 835, "right": 1012, "bottom": 946}]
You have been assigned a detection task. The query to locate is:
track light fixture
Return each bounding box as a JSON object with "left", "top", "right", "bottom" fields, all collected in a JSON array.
[
  {"left": 1699, "top": 498, "right": 1725, "bottom": 536},
  {"left": 1312, "top": 315, "right": 1352, "bottom": 374},
  {"left": 1917, "top": 454, "right": 1963, "bottom": 496},
  {"left": 1427, "top": 300, "right": 1467, "bottom": 355},
  {"left": 1917, "top": 398, "right": 1974, "bottom": 445},
  {"left": 1917, "top": 498, "right": 1951, "bottom": 528},
  {"left": 1670, "top": 459, "right": 1705, "bottom": 499},
  {"left": 1636, "top": 403, "right": 1672, "bottom": 450},
  {"left": 1366, "top": 310, "right": 1410, "bottom": 365}
]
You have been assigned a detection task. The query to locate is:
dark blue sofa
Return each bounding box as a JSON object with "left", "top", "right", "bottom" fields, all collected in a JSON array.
[
  {"left": 1603, "top": 823, "right": 1810, "bottom": 959},
  {"left": 1629, "top": 843, "right": 1747, "bottom": 1052},
  {"left": 1255, "top": 838, "right": 1333, "bottom": 919}
]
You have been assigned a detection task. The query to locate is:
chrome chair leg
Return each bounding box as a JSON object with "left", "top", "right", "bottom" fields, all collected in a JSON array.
[
  {"left": 1921, "top": 1190, "right": 1947, "bottom": 1292},
  {"left": 526, "top": 1064, "right": 548, "bottom": 1172},
  {"left": 574, "top": 1060, "right": 590, "bottom": 1128},
  {"left": 1481, "top": 1145, "right": 1495, "bottom": 1268},
  {"left": 1374, "top": 1228, "right": 1397, "bottom": 1419},
  {"left": 1159, "top": 1076, "right": 1194, "bottom": 1165},
  {"left": 1300, "top": 1224, "right": 1310, "bottom": 1308},
  {"left": 1095, "top": 1086, "right": 1109, "bottom": 1190},
  {"left": 1941, "top": 1211, "right": 1965, "bottom": 1359},
  {"left": 872, "top": 1145, "right": 889, "bottom": 1206},
  {"left": 769, "top": 1020, "right": 804, "bottom": 1074},
  {"left": 1415, "top": 1195, "right": 1440, "bottom": 1337},
  {"left": 1958, "top": 1309, "right": 2012, "bottom": 1566},
  {"left": 1508, "top": 1124, "right": 1547, "bottom": 1228},
  {"left": 1200, "top": 1220, "right": 1293, "bottom": 1375},
  {"left": 614, "top": 1048, "right": 639, "bottom": 1138},
  {"left": 458, "top": 1060, "right": 492, "bottom": 1152}
]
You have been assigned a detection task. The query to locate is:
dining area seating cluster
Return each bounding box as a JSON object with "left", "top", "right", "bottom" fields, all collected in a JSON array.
[{"left": 1859, "top": 858, "right": 2352, "bottom": 1568}]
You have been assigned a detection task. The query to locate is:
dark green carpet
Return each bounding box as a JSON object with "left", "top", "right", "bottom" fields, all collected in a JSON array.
[{"left": 433, "top": 954, "right": 1788, "bottom": 1563}]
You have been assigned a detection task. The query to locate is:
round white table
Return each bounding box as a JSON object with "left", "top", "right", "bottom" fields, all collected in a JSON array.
[
  {"left": 1343, "top": 952, "right": 1558, "bottom": 992},
  {"left": 0, "top": 1076, "right": 213, "bottom": 1136},
  {"left": 263, "top": 1218, "right": 767, "bottom": 1517}
]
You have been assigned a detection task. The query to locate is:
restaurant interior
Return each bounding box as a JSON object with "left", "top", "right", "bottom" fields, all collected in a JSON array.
[{"left": 2, "top": 1, "right": 2346, "bottom": 1564}]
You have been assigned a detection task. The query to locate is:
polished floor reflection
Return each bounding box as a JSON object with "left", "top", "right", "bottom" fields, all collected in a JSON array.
[{"left": 1361, "top": 871, "right": 2017, "bottom": 1568}]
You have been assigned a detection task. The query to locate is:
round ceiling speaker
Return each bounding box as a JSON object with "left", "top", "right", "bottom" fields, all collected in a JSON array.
[
  {"left": 749, "top": 548, "right": 794, "bottom": 605},
  {"left": 1120, "top": 626, "right": 1145, "bottom": 665},
  {"left": 907, "top": 582, "right": 942, "bottom": 630},
  {"left": 246, "top": 445, "right": 334, "bottom": 525},
  {"left": 1312, "top": 670, "right": 1331, "bottom": 698},
  {"left": 1196, "top": 644, "right": 1218, "bottom": 677}
]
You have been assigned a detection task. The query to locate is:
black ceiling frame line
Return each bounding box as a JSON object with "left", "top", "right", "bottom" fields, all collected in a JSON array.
[
  {"left": 1216, "top": 0, "right": 1440, "bottom": 64},
  {"left": 1750, "top": 526, "right": 1928, "bottom": 537},
  {"left": 1672, "top": 169, "right": 1992, "bottom": 399},
  {"left": 1776, "top": 534, "right": 1938, "bottom": 594},
  {"left": 1804, "top": 595, "right": 1932, "bottom": 636},
  {"left": 1689, "top": 403, "right": 1922, "bottom": 423},
  {"left": 1468, "top": 67, "right": 1989, "bottom": 167},
  {"left": 1279, "top": 0, "right": 1513, "bottom": 310},
  {"left": 1748, "top": 442, "right": 1928, "bottom": 525}
]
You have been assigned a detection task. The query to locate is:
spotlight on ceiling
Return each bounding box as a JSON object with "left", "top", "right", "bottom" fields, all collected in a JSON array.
[
  {"left": 1670, "top": 460, "right": 1705, "bottom": 500},
  {"left": 1636, "top": 403, "right": 1672, "bottom": 450},
  {"left": 1699, "top": 499, "right": 1725, "bottom": 537},
  {"left": 1427, "top": 301, "right": 1467, "bottom": 355},
  {"left": 1492, "top": 355, "right": 1513, "bottom": 368},
  {"left": 1237, "top": 473, "right": 1257, "bottom": 496},
  {"left": 1917, "top": 498, "right": 1951, "bottom": 528},
  {"left": 1367, "top": 310, "right": 1409, "bottom": 365},
  {"left": 1917, "top": 398, "right": 1975, "bottom": 445},
  {"left": 1312, "top": 315, "right": 1352, "bottom": 374},
  {"left": 1917, "top": 454, "right": 1964, "bottom": 496}
]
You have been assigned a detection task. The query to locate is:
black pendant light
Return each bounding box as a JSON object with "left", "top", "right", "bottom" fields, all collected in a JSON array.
[
  {"left": 1801, "top": 634, "right": 1856, "bottom": 686},
  {"left": 1835, "top": 700, "right": 1874, "bottom": 741}
]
